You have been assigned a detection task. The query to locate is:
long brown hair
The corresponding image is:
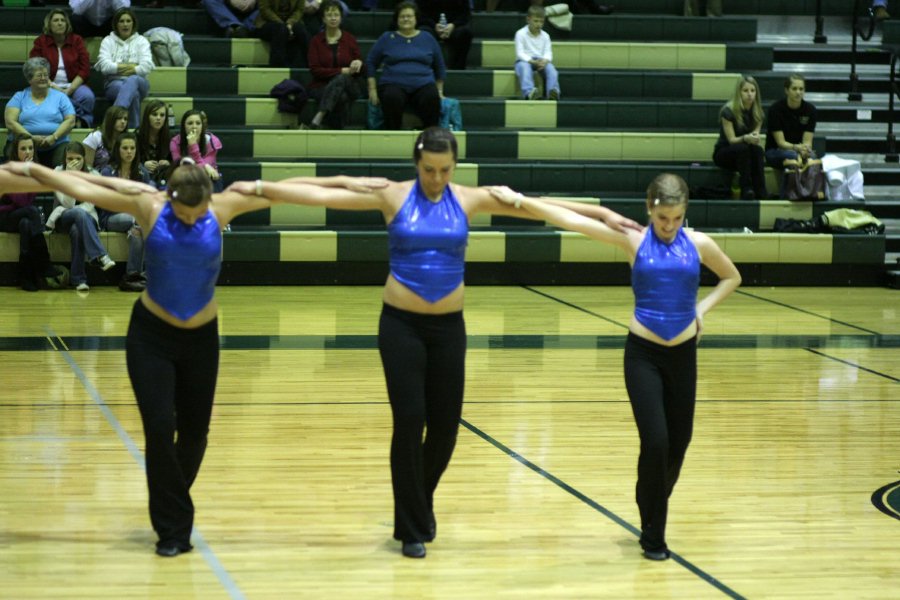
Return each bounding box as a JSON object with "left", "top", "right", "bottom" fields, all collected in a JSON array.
[
  {"left": 136, "top": 100, "right": 171, "bottom": 161},
  {"left": 109, "top": 132, "right": 142, "bottom": 181},
  {"left": 99, "top": 106, "right": 129, "bottom": 152}
]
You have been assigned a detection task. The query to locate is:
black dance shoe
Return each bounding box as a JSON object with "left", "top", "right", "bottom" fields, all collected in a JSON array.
[
  {"left": 642, "top": 549, "right": 671, "bottom": 561},
  {"left": 155, "top": 541, "right": 193, "bottom": 557},
  {"left": 402, "top": 542, "right": 426, "bottom": 558}
]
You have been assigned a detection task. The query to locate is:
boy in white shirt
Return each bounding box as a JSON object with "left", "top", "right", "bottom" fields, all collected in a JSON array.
[{"left": 514, "top": 5, "right": 560, "bottom": 101}]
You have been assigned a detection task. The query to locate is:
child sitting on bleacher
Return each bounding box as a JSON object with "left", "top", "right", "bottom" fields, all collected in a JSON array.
[{"left": 514, "top": 5, "right": 560, "bottom": 101}]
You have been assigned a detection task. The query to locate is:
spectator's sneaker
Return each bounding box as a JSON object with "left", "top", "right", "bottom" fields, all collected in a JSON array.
[
  {"left": 96, "top": 255, "right": 116, "bottom": 271},
  {"left": 75, "top": 283, "right": 90, "bottom": 292},
  {"left": 549, "top": 89, "right": 560, "bottom": 101},
  {"left": 119, "top": 272, "right": 147, "bottom": 292},
  {"left": 875, "top": 6, "right": 890, "bottom": 20},
  {"left": 526, "top": 89, "right": 539, "bottom": 100}
]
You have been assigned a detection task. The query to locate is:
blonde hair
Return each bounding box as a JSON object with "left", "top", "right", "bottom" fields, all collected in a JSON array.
[{"left": 721, "top": 75, "right": 764, "bottom": 132}]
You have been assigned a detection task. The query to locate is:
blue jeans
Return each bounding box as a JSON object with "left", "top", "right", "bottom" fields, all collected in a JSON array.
[
  {"left": 103, "top": 212, "right": 144, "bottom": 275},
  {"left": 515, "top": 60, "right": 560, "bottom": 99},
  {"left": 765, "top": 148, "right": 801, "bottom": 198},
  {"left": 69, "top": 85, "right": 96, "bottom": 127},
  {"left": 765, "top": 147, "right": 800, "bottom": 169},
  {"left": 55, "top": 208, "right": 106, "bottom": 286},
  {"left": 105, "top": 75, "right": 150, "bottom": 129},
  {"left": 873, "top": 0, "right": 887, "bottom": 8},
  {"left": 201, "top": 0, "right": 257, "bottom": 30}
]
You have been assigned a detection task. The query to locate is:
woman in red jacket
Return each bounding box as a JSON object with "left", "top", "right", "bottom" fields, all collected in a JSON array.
[
  {"left": 305, "top": 0, "right": 364, "bottom": 129},
  {"left": 30, "top": 9, "right": 96, "bottom": 129}
]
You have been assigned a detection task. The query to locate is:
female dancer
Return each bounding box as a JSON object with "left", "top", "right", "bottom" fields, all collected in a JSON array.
[
  {"left": 227, "top": 126, "right": 640, "bottom": 559},
  {"left": 2, "top": 158, "right": 385, "bottom": 557},
  {"left": 491, "top": 173, "right": 741, "bottom": 560}
]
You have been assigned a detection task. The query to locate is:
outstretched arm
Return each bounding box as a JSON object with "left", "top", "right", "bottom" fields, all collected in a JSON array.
[
  {"left": 490, "top": 186, "right": 634, "bottom": 251},
  {"left": 0, "top": 169, "right": 50, "bottom": 193},
  {"left": 273, "top": 175, "right": 389, "bottom": 193},
  {"left": 228, "top": 179, "right": 386, "bottom": 212},
  {"left": 466, "top": 184, "right": 642, "bottom": 234},
  {"left": 537, "top": 197, "right": 643, "bottom": 233},
  {"left": 3, "top": 162, "right": 156, "bottom": 224}
]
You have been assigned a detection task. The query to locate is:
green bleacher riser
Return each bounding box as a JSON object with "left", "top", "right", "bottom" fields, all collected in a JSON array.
[
  {"left": 0, "top": 63, "right": 793, "bottom": 102},
  {"left": 0, "top": 230, "right": 885, "bottom": 269},
  {"left": 125, "top": 129, "right": 718, "bottom": 161},
  {"left": 466, "top": 0, "right": 858, "bottom": 15},
  {"left": 0, "top": 93, "right": 734, "bottom": 129},
  {"left": 0, "top": 7, "right": 757, "bottom": 42},
  {"left": 0, "top": 33, "right": 772, "bottom": 71}
]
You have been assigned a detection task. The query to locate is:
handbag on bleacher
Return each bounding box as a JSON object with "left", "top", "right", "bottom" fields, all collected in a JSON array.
[{"left": 784, "top": 155, "right": 826, "bottom": 201}]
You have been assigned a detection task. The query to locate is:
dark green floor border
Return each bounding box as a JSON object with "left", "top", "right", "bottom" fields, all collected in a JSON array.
[{"left": 4, "top": 333, "right": 900, "bottom": 352}]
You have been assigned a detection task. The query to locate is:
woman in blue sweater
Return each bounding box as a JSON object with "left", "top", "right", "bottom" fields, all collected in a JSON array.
[{"left": 366, "top": 1, "right": 445, "bottom": 130}]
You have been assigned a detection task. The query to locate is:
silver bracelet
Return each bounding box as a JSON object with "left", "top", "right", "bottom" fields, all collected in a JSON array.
[
  {"left": 255, "top": 179, "right": 263, "bottom": 196},
  {"left": 514, "top": 194, "right": 523, "bottom": 209}
]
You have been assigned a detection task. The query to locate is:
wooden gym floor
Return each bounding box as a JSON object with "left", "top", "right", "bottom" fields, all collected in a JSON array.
[{"left": 0, "top": 285, "right": 897, "bottom": 599}]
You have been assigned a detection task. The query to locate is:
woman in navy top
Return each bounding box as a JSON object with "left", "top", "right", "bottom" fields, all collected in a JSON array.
[
  {"left": 2, "top": 158, "right": 385, "bottom": 558},
  {"left": 230, "top": 127, "right": 640, "bottom": 559},
  {"left": 366, "top": 1, "right": 446, "bottom": 130},
  {"left": 494, "top": 173, "right": 741, "bottom": 561}
]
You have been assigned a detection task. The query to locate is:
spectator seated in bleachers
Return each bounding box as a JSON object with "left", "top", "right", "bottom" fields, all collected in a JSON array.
[
  {"left": 69, "top": 0, "right": 130, "bottom": 38},
  {"left": 99, "top": 131, "right": 148, "bottom": 291},
  {"left": 514, "top": 5, "right": 560, "bottom": 100},
  {"left": 47, "top": 141, "right": 115, "bottom": 292},
  {"left": 765, "top": 73, "right": 817, "bottom": 198},
  {"left": 30, "top": 9, "right": 96, "bottom": 130},
  {"left": 4, "top": 58, "right": 76, "bottom": 169},
  {"left": 170, "top": 110, "right": 223, "bottom": 192},
  {"left": 256, "top": 0, "right": 310, "bottom": 67},
  {"left": 136, "top": 100, "right": 172, "bottom": 188},
  {"left": 305, "top": 0, "right": 365, "bottom": 129},
  {"left": 95, "top": 7, "right": 154, "bottom": 129},
  {"left": 83, "top": 105, "right": 129, "bottom": 171},
  {"left": 0, "top": 135, "right": 61, "bottom": 291},
  {"left": 366, "top": 2, "right": 445, "bottom": 130},
  {"left": 417, "top": 0, "right": 474, "bottom": 71},
  {"left": 202, "top": 0, "right": 259, "bottom": 38},
  {"left": 712, "top": 75, "right": 767, "bottom": 201}
]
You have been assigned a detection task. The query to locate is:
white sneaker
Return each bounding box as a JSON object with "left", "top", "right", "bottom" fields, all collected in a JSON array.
[
  {"left": 75, "top": 283, "right": 90, "bottom": 292},
  {"left": 98, "top": 255, "right": 115, "bottom": 271}
]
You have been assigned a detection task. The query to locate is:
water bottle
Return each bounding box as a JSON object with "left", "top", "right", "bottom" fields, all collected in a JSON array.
[
  {"left": 167, "top": 103, "right": 175, "bottom": 129},
  {"left": 438, "top": 13, "right": 447, "bottom": 31}
]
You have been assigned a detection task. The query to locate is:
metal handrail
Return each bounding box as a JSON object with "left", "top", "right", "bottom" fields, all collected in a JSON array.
[
  {"left": 886, "top": 52, "right": 899, "bottom": 162},
  {"left": 849, "top": 0, "right": 877, "bottom": 101},
  {"left": 814, "top": 0, "right": 827, "bottom": 43}
]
